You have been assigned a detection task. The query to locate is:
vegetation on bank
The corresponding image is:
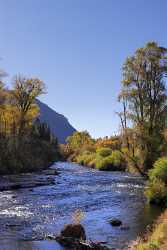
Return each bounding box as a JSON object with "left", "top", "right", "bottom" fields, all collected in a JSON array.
[
  {"left": 127, "top": 210, "right": 167, "bottom": 250},
  {"left": 145, "top": 157, "right": 167, "bottom": 205},
  {"left": 0, "top": 73, "right": 60, "bottom": 174},
  {"left": 77, "top": 148, "right": 124, "bottom": 171},
  {"left": 114, "top": 42, "right": 167, "bottom": 249},
  {"left": 61, "top": 131, "right": 125, "bottom": 171}
]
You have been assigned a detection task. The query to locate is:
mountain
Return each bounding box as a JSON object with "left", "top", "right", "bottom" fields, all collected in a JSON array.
[{"left": 36, "top": 99, "right": 76, "bottom": 143}]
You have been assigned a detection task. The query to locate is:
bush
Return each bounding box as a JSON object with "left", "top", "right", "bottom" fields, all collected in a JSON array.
[
  {"left": 88, "top": 155, "right": 103, "bottom": 168},
  {"left": 80, "top": 144, "right": 96, "bottom": 153},
  {"left": 95, "top": 150, "right": 124, "bottom": 170},
  {"left": 145, "top": 179, "right": 167, "bottom": 205},
  {"left": 95, "top": 157, "right": 113, "bottom": 170},
  {"left": 76, "top": 151, "right": 96, "bottom": 165},
  {"left": 148, "top": 157, "right": 167, "bottom": 183},
  {"left": 96, "top": 147, "right": 112, "bottom": 157},
  {"left": 110, "top": 150, "right": 123, "bottom": 166},
  {"left": 75, "top": 149, "right": 124, "bottom": 171}
]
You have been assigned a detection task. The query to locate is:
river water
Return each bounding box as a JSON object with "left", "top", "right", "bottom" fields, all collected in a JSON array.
[{"left": 0, "top": 162, "right": 162, "bottom": 250}]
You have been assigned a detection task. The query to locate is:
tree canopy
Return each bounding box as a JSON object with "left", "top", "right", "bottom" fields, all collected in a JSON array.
[
  {"left": 0, "top": 72, "right": 60, "bottom": 174},
  {"left": 119, "top": 42, "right": 167, "bottom": 170}
]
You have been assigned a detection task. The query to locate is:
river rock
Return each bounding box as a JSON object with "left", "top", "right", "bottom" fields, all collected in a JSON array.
[
  {"left": 11, "top": 195, "right": 17, "bottom": 199},
  {"left": 56, "top": 224, "right": 113, "bottom": 249},
  {"left": 88, "top": 242, "right": 114, "bottom": 250},
  {"left": 109, "top": 219, "right": 122, "bottom": 227},
  {"left": 56, "top": 237, "right": 112, "bottom": 250},
  {"left": 56, "top": 223, "right": 86, "bottom": 247},
  {"left": 60, "top": 223, "right": 86, "bottom": 240}
]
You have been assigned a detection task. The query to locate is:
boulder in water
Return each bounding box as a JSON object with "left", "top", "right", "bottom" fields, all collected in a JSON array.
[
  {"left": 56, "top": 224, "right": 113, "bottom": 249},
  {"left": 60, "top": 223, "right": 86, "bottom": 240},
  {"left": 56, "top": 237, "right": 112, "bottom": 249},
  {"left": 109, "top": 219, "right": 122, "bottom": 227}
]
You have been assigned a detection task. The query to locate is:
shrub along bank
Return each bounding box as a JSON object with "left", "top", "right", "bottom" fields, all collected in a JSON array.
[
  {"left": 61, "top": 131, "right": 126, "bottom": 171},
  {"left": 76, "top": 148, "right": 125, "bottom": 171}
]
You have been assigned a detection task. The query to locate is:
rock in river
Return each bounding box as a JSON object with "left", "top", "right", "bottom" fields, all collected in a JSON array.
[
  {"left": 56, "top": 223, "right": 86, "bottom": 247},
  {"left": 109, "top": 219, "right": 122, "bottom": 227},
  {"left": 56, "top": 223, "right": 112, "bottom": 249},
  {"left": 60, "top": 223, "right": 86, "bottom": 240}
]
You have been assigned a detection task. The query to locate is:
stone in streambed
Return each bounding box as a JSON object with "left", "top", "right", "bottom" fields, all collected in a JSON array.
[
  {"left": 60, "top": 223, "right": 86, "bottom": 240},
  {"left": 56, "top": 237, "right": 112, "bottom": 249},
  {"left": 109, "top": 219, "right": 122, "bottom": 227},
  {"left": 56, "top": 223, "right": 86, "bottom": 247},
  {"left": 56, "top": 224, "right": 112, "bottom": 249}
]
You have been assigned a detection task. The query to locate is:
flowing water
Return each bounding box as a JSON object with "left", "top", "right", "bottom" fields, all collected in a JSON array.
[{"left": 0, "top": 162, "right": 162, "bottom": 250}]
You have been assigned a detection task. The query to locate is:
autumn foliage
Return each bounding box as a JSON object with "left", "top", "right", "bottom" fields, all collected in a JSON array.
[{"left": 0, "top": 74, "right": 60, "bottom": 174}]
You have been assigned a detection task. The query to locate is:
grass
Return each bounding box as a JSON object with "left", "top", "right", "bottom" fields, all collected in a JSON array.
[{"left": 127, "top": 210, "right": 167, "bottom": 250}]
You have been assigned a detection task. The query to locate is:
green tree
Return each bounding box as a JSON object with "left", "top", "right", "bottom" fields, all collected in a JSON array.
[
  {"left": 66, "top": 131, "right": 94, "bottom": 151},
  {"left": 119, "top": 42, "right": 167, "bottom": 170}
]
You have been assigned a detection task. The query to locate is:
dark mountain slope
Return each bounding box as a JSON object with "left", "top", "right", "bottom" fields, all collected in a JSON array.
[{"left": 36, "top": 99, "right": 76, "bottom": 143}]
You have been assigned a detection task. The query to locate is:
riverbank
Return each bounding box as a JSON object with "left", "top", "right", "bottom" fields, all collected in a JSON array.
[
  {"left": 0, "top": 168, "right": 58, "bottom": 191},
  {"left": 126, "top": 156, "right": 167, "bottom": 249},
  {"left": 126, "top": 209, "right": 167, "bottom": 250}
]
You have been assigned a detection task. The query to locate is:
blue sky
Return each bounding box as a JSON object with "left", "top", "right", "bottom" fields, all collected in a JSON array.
[{"left": 0, "top": 0, "right": 167, "bottom": 138}]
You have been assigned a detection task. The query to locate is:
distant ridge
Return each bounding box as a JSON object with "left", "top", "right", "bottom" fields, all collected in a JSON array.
[{"left": 36, "top": 99, "right": 76, "bottom": 143}]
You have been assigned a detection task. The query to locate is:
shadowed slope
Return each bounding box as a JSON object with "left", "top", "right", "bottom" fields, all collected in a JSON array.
[{"left": 36, "top": 99, "right": 76, "bottom": 143}]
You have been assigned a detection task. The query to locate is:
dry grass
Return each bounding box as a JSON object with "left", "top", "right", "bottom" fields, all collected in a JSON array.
[{"left": 126, "top": 210, "right": 167, "bottom": 250}]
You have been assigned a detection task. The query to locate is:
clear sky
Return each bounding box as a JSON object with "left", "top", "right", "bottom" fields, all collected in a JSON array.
[{"left": 0, "top": 0, "right": 167, "bottom": 138}]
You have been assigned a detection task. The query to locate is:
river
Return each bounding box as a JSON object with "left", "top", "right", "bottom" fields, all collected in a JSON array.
[{"left": 0, "top": 162, "right": 162, "bottom": 250}]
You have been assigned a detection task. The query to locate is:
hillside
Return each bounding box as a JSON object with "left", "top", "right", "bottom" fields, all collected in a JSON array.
[{"left": 36, "top": 99, "right": 76, "bottom": 143}]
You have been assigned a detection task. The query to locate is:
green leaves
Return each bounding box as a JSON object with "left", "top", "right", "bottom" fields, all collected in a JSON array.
[
  {"left": 66, "top": 131, "right": 94, "bottom": 151},
  {"left": 119, "top": 41, "right": 167, "bottom": 170},
  {"left": 149, "top": 157, "right": 167, "bottom": 183}
]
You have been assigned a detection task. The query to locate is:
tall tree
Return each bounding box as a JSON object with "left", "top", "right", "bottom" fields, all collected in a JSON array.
[
  {"left": 12, "top": 76, "right": 45, "bottom": 136},
  {"left": 119, "top": 42, "right": 167, "bottom": 170}
]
